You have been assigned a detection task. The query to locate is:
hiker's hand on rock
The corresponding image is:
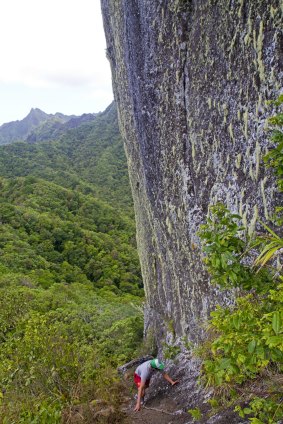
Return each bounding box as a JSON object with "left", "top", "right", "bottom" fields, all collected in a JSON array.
[
  {"left": 134, "top": 403, "right": 141, "bottom": 412},
  {"left": 171, "top": 380, "right": 179, "bottom": 386}
]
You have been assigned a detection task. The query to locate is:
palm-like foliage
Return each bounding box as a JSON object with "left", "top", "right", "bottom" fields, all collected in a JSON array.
[
  {"left": 254, "top": 225, "right": 283, "bottom": 270},
  {"left": 254, "top": 97, "right": 283, "bottom": 270}
]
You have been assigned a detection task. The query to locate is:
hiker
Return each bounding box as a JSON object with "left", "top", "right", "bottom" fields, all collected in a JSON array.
[{"left": 134, "top": 358, "right": 179, "bottom": 411}]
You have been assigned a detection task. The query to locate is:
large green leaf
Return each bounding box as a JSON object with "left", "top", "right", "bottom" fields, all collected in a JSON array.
[
  {"left": 272, "top": 311, "right": 281, "bottom": 335},
  {"left": 248, "top": 339, "right": 256, "bottom": 354}
]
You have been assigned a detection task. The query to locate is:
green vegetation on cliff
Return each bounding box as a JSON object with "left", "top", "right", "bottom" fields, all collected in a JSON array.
[{"left": 198, "top": 99, "right": 283, "bottom": 424}]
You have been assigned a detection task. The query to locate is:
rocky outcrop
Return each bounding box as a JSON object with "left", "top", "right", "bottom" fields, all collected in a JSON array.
[{"left": 100, "top": 0, "right": 283, "bottom": 343}]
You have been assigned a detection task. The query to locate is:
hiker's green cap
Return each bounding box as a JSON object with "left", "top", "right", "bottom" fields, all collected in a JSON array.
[{"left": 150, "top": 358, "right": 165, "bottom": 370}]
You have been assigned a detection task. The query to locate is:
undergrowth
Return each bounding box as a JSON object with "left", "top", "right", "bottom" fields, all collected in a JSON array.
[
  {"left": 197, "top": 97, "right": 283, "bottom": 424},
  {"left": 0, "top": 284, "right": 143, "bottom": 423}
]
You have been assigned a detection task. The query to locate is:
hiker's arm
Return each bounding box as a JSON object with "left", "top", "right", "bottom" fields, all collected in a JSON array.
[
  {"left": 134, "top": 381, "right": 145, "bottom": 411},
  {"left": 163, "top": 373, "right": 179, "bottom": 386}
]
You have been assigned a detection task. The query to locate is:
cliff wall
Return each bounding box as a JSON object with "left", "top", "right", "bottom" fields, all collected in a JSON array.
[{"left": 100, "top": 0, "right": 283, "bottom": 343}]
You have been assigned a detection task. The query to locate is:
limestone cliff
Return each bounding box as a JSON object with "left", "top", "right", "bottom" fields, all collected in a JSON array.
[{"left": 100, "top": 0, "right": 283, "bottom": 343}]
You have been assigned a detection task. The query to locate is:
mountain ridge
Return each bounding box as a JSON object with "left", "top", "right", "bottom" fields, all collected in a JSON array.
[
  {"left": 0, "top": 102, "right": 132, "bottom": 213},
  {"left": 0, "top": 108, "right": 97, "bottom": 145}
]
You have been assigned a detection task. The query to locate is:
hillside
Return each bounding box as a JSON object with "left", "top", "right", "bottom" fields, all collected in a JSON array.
[
  {"left": 0, "top": 176, "right": 141, "bottom": 294},
  {"left": 0, "top": 102, "right": 138, "bottom": 292},
  {"left": 0, "top": 102, "right": 133, "bottom": 213},
  {"left": 0, "top": 108, "right": 76, "bottom": 145},
  {"left": 25, "top": 113, "right": 97, "bottom": 143},
  {"left": 0, "top": 103, "right": 145, "bottom": 423}
]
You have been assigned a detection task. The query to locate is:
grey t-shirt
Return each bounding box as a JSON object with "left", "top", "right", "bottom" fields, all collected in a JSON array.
[{"left": 135, "top": 360, "right": 154, "bottom": 382}]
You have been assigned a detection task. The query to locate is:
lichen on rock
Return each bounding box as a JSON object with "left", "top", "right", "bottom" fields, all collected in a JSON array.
[{"left": 100, "top": 0, "right": 283, "bottom": 344}]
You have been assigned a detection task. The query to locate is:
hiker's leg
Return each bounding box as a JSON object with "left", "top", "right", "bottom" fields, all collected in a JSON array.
[{"left": 141, "top": 379, "right": 150, "bottom": 401}]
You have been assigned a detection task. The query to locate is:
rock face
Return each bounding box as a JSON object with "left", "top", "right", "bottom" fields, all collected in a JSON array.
[{"left": 100, "top": 0, "right": 283, "bottom": 343}]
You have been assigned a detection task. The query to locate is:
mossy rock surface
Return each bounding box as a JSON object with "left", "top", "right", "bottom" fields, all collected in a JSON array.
[{"left": 101, "top": 0, "right": 283, "bottom": 342}]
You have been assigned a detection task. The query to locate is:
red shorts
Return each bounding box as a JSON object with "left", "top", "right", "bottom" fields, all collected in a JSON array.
[{"left": 134, "top": 373, "right": 150, "bottom": 388}]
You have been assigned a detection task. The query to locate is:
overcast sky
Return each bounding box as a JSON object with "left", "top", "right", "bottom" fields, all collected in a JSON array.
[{"left": 0, "top": 0, "right": 113, "bottom": 125}]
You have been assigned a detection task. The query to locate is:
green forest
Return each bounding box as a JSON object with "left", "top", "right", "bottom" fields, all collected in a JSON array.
[{"left": 0, "top": 103, "right": 144, "bottom": 423}]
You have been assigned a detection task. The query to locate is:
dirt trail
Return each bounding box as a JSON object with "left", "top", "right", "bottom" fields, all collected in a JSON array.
[
  {"left": 119, "top": 364, "right": 246, "bottom": 424},
  {"left": 124, "top": 396, "right": 190, "bottom": 424},
  {"left": 121, "top": 371, "right": 191, "bottom": 424}
]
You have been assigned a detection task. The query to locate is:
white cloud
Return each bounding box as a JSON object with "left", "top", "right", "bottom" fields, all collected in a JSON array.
[{"left": 0, "top": 0, "right": 112, "bottom": 90}]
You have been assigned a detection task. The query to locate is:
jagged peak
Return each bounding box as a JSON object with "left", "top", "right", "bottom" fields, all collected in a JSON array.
[
  {"left": 26, "top": 108, "right": 48, "bottom": 118},
  {"left": 29, "top": 107, "right": 44, "bottom": 113}
]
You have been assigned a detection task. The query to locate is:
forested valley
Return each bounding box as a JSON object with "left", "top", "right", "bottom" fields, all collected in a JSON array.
[{"left": 0, "top": 103, "right": 144, "bottom": 423}]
